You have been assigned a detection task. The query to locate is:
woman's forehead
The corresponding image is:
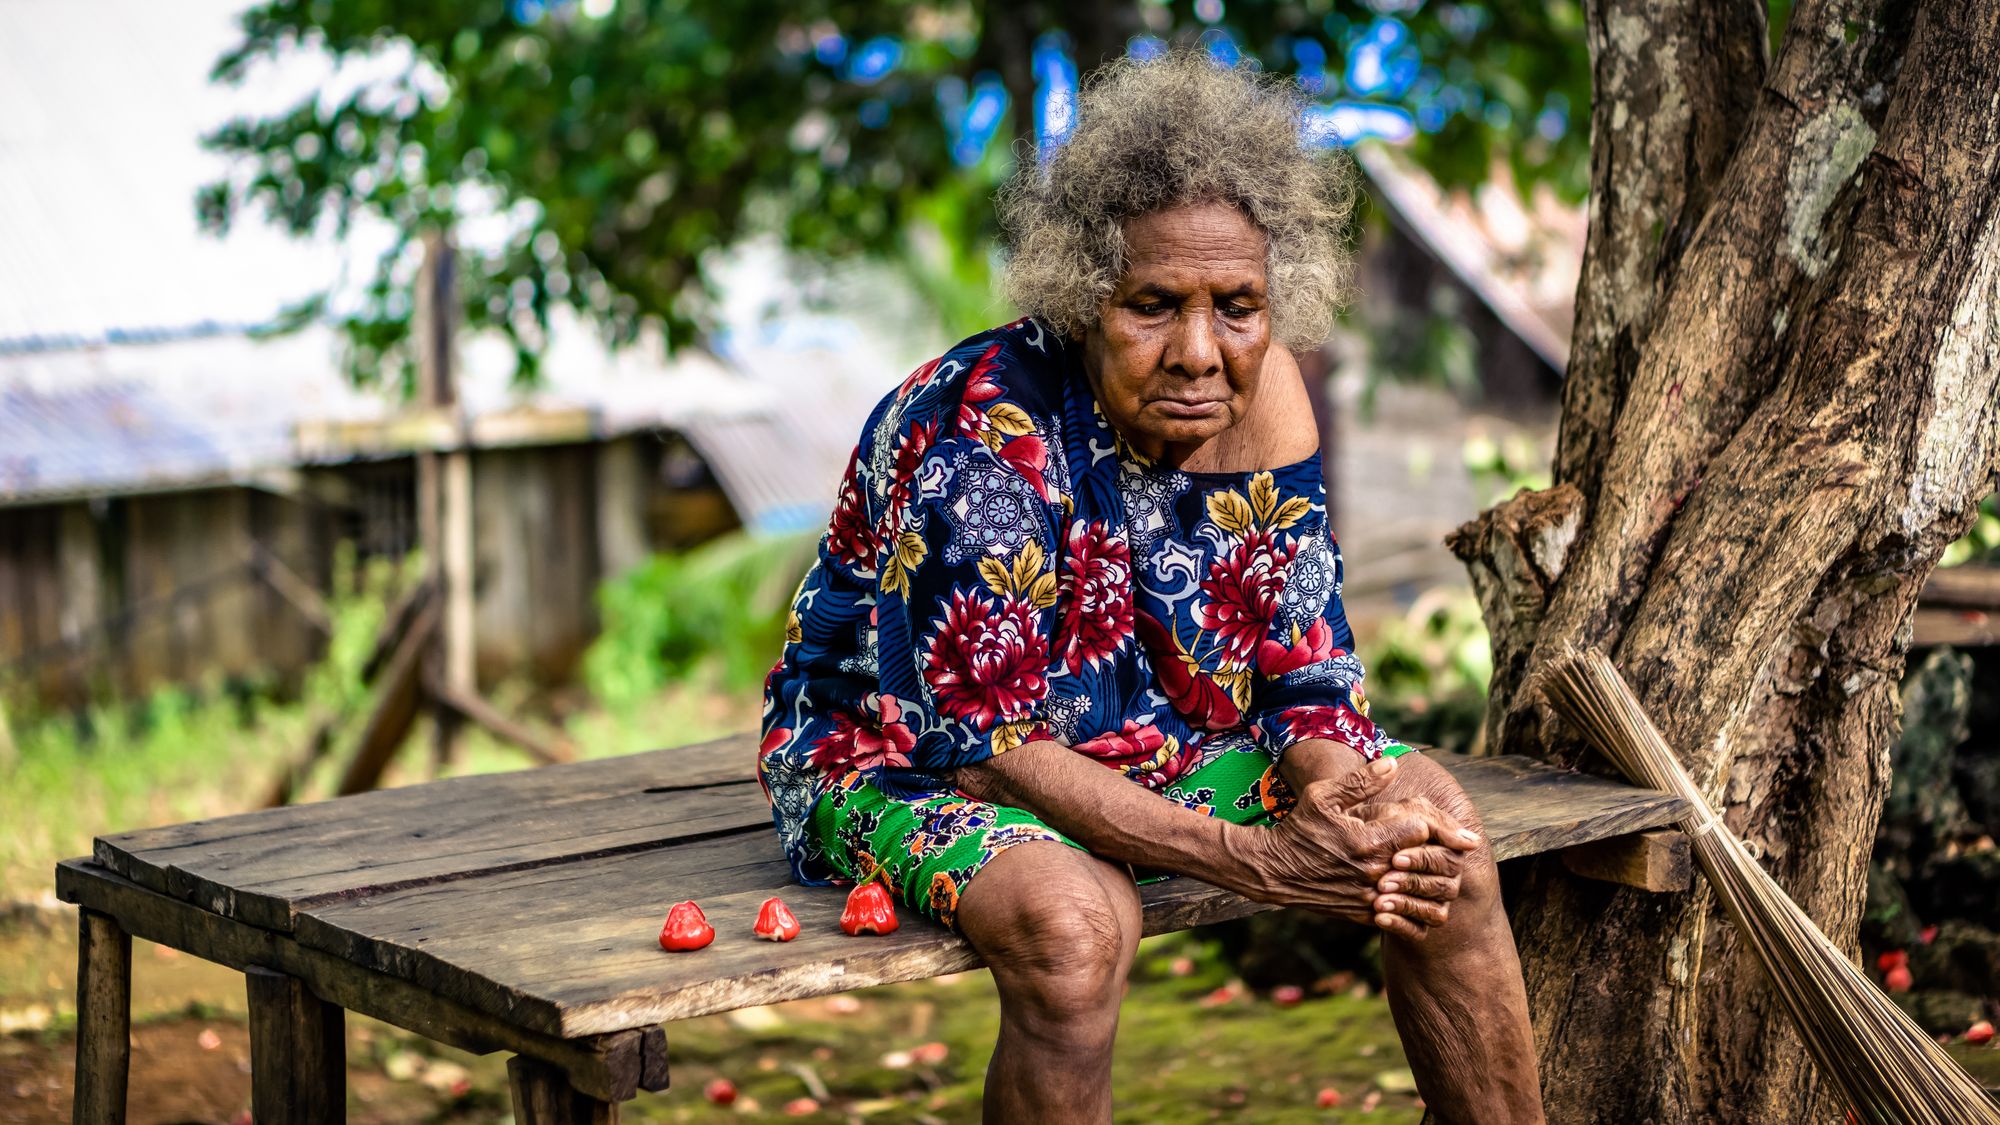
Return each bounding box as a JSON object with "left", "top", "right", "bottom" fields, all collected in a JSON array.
[
  {"left": 1125, "top": 203, "right": 1264, "bottom": 259},
  {"left": 1120, "top": 205, "right": 1268, "bottom": 292}
]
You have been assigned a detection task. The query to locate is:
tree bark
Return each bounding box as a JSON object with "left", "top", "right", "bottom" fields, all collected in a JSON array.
[{"left": 1448, "top": 0, "right": 2000, "bottom": 1120}]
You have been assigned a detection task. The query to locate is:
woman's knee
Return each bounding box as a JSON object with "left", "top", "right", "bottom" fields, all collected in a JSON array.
[
  {"left": 957, "top": 846, "right": 1139, "bottom": 1023},
  {"left": 1391, "top": 755, "right": 1501, "bottom": 902}
]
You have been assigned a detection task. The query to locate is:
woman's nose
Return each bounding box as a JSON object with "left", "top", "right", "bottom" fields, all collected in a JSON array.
[{"left": 1165, "top": 307, "right": 1221, "bottom": 378}]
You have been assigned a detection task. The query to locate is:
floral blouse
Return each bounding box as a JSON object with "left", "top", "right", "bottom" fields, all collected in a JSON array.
[{"left": 759, "top": 317, "right": 1402, "bottom": 884}]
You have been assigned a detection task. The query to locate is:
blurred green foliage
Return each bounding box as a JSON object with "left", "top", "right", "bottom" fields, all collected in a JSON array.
[
  {"left": 1459, "top": 428, "right": 1550, "bottom": 506},
  {"left": 1941, "top": 494, "right": 2000, "bottom": 569},
  {"left": 1364, "top": 587, "right": 1492, "bottom": 754},
  {"left": 200, "top": 0, "right": 1600, "bottom": 385},
  {"left": 583, "top": 530, "right": 820, "bottom": 706}
]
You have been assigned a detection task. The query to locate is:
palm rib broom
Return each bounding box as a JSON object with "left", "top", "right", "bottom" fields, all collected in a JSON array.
[{"left": 1541, "top": 644, "right": 2000, "bottom": 1125}]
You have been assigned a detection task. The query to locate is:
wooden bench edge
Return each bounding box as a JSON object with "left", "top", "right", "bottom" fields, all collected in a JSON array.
[{"left": 54, "top": 858, "right": 667, "bottom": 1102}]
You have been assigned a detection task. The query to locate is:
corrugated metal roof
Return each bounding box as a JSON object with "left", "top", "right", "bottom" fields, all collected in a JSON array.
[
  {"left": 0, "top": 0, "right": 790, "bottom": 511},
  {"left": 0, "top": 321, "right": 777, "bottom": 506},
  {"left": 1353, "top": 144, "right": 1585, "bottom": 371}
]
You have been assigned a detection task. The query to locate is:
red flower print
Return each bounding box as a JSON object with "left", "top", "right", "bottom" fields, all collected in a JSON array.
[
  {"left": 882, "top": 420, "right": 938, "bottom": 520},
  {"left": 1197, "top": 529, "right": 1294, "bottom": 667},
  {"left": 922, "top": 590, "right": 1050, "bottom": 730},
  {"left": 1257, "top": 618, "right": 1340, "bottom": 676},
  {"left": 995, "top": 433, "right": 1054, "bottom": 502},
  {"left": 826, "top": 451, "right": 878, "bottom": 573},
  {"left": 1073, "top": 720, "right": 1168, "bottom": 771},
  {"left": 897, "top": 356, "right": 944, "bottom": 396},
  {"left": 810, "top": 693, "right": 916, "bottom": 773},
  {"left": 1058, "top": 520, "right": 1134, "bottom": 672},
  {"left": 1136, "top": 611, "right": 1243, "bottom": 732},
  {"left": 759, "top": 726, "right": 792, "bottom": 760},
  {"left": 1281, "top": 704, "right": 1382, "bottom": 754}
]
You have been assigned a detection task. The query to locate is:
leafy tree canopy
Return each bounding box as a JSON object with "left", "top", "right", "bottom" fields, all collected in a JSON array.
[{"left": 200, "top": 0, "right": 1594, "bottom": 385}]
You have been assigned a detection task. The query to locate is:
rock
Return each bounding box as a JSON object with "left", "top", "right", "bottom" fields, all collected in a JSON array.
[
  {"left": 1890, "top": 988, "right": 1986, "bottom": 1035},
  {"left": 1914, "top": 848, "right": 2000, "bottom": 931},
  {"left": 1909, "top": 920, "right": 2000, "bottom": 999},
  {"left": 1880, "top": 649, "right": 1976, "bottom": 876},
  {"left": 1861, "top": 861, "right": 1924, "bottom": 952}
]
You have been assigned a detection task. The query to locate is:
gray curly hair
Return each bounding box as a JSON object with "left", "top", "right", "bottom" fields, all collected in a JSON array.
[{"left": 996, "top": 49, "right": 1359, "bottom": 351}]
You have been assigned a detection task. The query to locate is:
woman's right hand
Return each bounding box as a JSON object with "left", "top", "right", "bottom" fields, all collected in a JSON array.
[{"left": 1226, "top": 757, "right": 1477, "bottom": 941}]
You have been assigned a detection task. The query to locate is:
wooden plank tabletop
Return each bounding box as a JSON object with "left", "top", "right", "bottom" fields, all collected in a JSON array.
[
  {"left": 93, "top": 736, "right": 765, "bottom": 931},
  {"left": 83, "top": 739, "right": 1687, "bottom": 1037}
]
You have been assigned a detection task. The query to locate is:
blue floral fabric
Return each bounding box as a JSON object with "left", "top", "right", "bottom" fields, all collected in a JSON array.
[{"left": 758, "top": 317, "right": 1405, "bottom": 885}]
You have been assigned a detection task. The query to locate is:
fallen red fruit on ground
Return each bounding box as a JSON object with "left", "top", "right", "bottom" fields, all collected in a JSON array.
[
  {"left": 912, "top": 1041, "right": 949, "bottom": 1065},
  {"left": 1968, "top": 1020, "right": 1995, "bottom": 1045},
  {"left": 1272, "top": 984, "right": 1305, "bottom": 1007},
  {"left": 1317, "top": 1087, "right": 1342, "bottom": 1108},
  {"left": 659, "top": 900, "right": 715, "bottom": 951},
  {"left": 754, "top": 896, "right": 802, "bottom": 942},
  {"left": 1199, "top": 984, "right": 1241, "bottom": 1008},
  {"left": 703, "top": 1077, "right": 738, "bottom": 1105},
  {"left": 841, "top": 879, "right": 899, "bottom": 935},
  {"left": 1884, "top": 965, "right": 1913, "bottom": 992},
  {"left": 783, "top": 1096, "right": 821, "bottom": 1115}
]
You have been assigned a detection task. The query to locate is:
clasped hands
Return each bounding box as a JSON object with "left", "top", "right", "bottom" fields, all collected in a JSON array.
[{"left": 1233, "top": 756, "right": 1483, "bottom": 942}]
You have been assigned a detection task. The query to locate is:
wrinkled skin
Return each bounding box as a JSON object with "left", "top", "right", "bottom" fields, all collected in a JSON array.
[{"left": 948, "top": 202, "right": 1546, "bottom": 1124}]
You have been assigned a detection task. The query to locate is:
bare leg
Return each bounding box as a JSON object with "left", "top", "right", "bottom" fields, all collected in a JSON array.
[
  {"left": 1375, "top": 756, "right": 1546, "bottom": 1124},
  {"left": 954, "top": 841, "right": 1143, "bottom": 1125}
]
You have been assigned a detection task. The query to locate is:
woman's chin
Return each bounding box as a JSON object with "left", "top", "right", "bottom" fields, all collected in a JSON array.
[{"left": 1137, "top": 411, "right": 1232, "bottom": 448}]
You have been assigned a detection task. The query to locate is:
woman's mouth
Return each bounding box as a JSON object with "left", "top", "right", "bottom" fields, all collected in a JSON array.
[{"left": 1152, "top": 398, "right": 1226, "bottom": 419}]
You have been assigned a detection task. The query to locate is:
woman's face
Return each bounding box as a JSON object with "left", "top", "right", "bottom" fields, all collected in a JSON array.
[{"left": 1081, "top": 201, "right": 1272, "bottom": 464}]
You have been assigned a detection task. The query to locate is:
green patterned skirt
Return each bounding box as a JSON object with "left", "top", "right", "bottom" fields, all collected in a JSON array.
[{"left": 808, "top": 737, "right": 1418, "bottom": 930}]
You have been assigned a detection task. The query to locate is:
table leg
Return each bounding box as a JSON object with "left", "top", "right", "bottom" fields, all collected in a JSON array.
[
  {"left": 509, "top": 1054, "right": 620, "bottom": 1124},
  {"left": 245, "top": 966, "right": 346, "bottom": 1123},
  {"left": 73, "top": 907, "right": 131, "bottom": 1125}
]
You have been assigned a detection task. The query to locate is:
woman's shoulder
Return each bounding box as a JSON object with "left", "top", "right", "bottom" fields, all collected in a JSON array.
[
  {"left": 879, "top": 317, "right": 1068, "bottom": 424},
  {"left": 853, "top": 317, "right": 1072, "bottom": 470},
  {"left": 852, "top": 318, "right": 1080, "bottom": 516}
]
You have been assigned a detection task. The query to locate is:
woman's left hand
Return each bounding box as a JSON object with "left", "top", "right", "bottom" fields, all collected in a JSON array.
[{"left": 1347, "top": 797, "right": 1470, "bottom": 929}]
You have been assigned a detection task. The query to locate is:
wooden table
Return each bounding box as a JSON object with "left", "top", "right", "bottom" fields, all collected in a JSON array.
[{"left": 57, "top": 736, "right": 1688, "bottom": 1123}]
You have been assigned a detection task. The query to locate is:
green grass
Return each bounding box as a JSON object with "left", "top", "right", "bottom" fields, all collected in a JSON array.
[{"left": 0, "top": 546, "right": 768, "bottom": 903}]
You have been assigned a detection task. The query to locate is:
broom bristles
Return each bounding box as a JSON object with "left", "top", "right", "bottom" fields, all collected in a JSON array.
[{"left": 1541, "top": 644, "right": 2000, "bottom": 1125}]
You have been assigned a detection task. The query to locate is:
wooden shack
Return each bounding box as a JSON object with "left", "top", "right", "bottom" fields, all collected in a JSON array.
[{"left": 0, "top": 325, "right": 768, "bottom": 713}]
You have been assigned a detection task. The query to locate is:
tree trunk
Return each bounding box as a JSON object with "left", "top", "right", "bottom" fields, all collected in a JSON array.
[{"left": 1447, "top": 0, "right": 2000, "bottom": 1120}]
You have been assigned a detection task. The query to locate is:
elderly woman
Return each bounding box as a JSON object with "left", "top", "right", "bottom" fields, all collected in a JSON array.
[{"left": 759, "top": 51, "right": 1544, "bottom": 1124}]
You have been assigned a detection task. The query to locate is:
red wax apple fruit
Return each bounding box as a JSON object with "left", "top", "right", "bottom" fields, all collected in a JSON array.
[
  {"left": 841, "top": 878, "right": 899, "bottom": 936},
  {"left": 1884, "top": 964, "right": 1913, "bottom": 992},
  {"left": 659, "top": 900, "right": 715, "bottom": 952},
  {"left": 1968, "top": 1020, "right": 1996, "bottom": 1046},
  {"left": 753, "top": 896, "right": 802, "bottom": 942},
  {"left": 703, "top": 1077, "right": 738, "bottom": 1105}
]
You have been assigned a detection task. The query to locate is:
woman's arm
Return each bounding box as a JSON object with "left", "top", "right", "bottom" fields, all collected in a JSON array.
[{"left": 955, "top": 738, "right": 1464, "bottom": 939}]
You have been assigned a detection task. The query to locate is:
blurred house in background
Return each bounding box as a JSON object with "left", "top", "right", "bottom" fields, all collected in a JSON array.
[
  {"left": 0, "top": 0, "right": 1587, "bottom": 713},
  {"left": 0, "top": 0, "right": 891, "bottom": 710}
]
